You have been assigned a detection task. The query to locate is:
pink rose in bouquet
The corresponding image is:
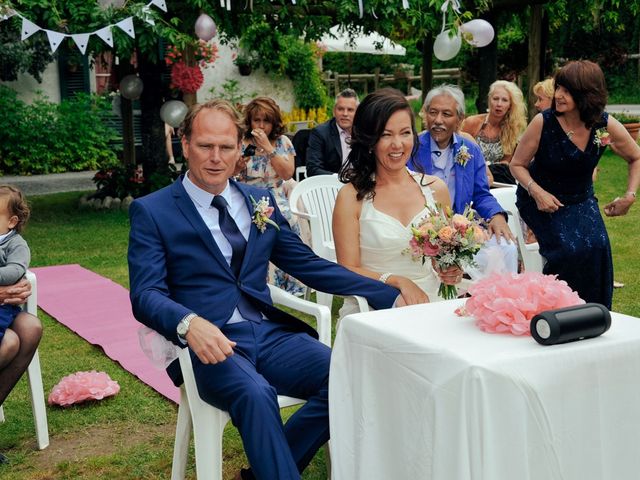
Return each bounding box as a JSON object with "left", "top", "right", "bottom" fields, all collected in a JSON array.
[{"left": 407, "top": 204, "right": 487, "bottom": 300}]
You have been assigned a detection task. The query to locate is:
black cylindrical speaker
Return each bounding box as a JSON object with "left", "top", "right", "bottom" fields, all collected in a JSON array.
[{"left": 530, "top": 303, "right": 611, "bottom": 346}]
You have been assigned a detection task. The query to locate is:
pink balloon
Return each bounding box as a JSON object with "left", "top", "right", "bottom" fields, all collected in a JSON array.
[
  {"left": 195, "top": 13, "right": 217, "bottom": 42},
  {"left": 433, "top": 30, "right": 461, "bottom": 61},
  {"left": 460, "top": 19, "right": 495, "bottom": 48}
]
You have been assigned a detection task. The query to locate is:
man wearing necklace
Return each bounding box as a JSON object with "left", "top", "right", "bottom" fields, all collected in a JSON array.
[{"left": 408, "top": 84, "right": 518, "bottom": 275}]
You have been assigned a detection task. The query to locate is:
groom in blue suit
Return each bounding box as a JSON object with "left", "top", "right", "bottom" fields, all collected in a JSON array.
[{"left": 128, "top": 100, "right": 402, "bottom": 480}]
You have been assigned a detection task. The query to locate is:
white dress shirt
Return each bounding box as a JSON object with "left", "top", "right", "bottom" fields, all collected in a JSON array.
[
  {"left": 337, "top": 124, "right": 351, "bottom": 166},
  {"left": 182, "top": 173, "right": 252, "bottom": 324}
]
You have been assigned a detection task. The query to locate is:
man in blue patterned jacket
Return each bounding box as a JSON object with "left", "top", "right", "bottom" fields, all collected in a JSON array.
[{"left": 408, "top": 84, "right": 518, "bottom": 274}]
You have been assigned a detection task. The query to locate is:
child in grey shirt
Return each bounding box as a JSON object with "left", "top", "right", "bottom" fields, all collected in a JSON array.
[{"left": 0, "top": 185, "right": 33, "bottom": 342}]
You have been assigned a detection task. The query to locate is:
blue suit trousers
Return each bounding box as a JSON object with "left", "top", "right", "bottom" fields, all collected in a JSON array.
[{"left": 191, "top": 319, "right": 330, "bottom": 480}]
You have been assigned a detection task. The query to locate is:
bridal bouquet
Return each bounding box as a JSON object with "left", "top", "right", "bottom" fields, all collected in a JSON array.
[{"left": 407, "top": 204, "right": 487, "bottom": 300}]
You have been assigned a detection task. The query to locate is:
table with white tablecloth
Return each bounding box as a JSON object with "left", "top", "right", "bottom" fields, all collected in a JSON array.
[{"left": 329, "top": 299, "right": 640, "bottom": 480}]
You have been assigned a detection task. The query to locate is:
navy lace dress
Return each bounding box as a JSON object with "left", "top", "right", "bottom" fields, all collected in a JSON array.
[{"left": 516, "top": 110, "right": 613, "bottom": 309}]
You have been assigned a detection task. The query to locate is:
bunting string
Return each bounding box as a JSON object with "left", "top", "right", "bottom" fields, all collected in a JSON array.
[{"left": 0, "top": 0, "right": 167, "bottom": 54}]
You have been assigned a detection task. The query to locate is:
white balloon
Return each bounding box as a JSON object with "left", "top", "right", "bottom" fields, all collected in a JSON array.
[
  {"left": 195, "top": 13, "right": 217, "bottom": 41},
  {"left": 120, "top": 74, "right": 144, "bottom": 100},
  {"left": 460, "top": 19, "right": 495, "bottom": 48},
  {"left": 433, "top": 30, "right": 462, "bottom": 61},
  {"left": 160, "top": 100, "right": 189, "bottom": 128}
]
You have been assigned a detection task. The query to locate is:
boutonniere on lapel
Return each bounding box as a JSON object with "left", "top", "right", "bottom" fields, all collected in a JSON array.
[
  {"left": 250, "top": 195, "right": 280, "bottom": 233},
  {"left": 454, "top": 145, "right": 471, "bottom": 167},
  {"left": 594, "top": 128, "right": 611, "bottom": 148}
]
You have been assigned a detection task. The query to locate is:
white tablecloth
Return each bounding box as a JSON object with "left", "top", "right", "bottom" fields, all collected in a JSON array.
[{"left": 329, "top": 299, "right": 640, "bottom": 480}]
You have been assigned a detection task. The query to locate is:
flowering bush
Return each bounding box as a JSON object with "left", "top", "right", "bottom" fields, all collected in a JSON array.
[
  {"left": 165, "top": 41, "right": 219, "bottom": 68},
  {"left": 462, "top": 272, "right": 585, "bottom": 335},
  {"left": 407, "top": 204, "right": 487, "bottom": 299},
  {"left": 93, "top": 163, "right": 145, "bottom": 199},
  {"left": 170, "top": 61, "right": 204, "bottom": 94}
]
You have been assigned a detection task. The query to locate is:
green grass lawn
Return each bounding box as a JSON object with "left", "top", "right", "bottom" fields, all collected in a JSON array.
[{"left": 1, "top": 150, "right": 638, "bottom": 478}]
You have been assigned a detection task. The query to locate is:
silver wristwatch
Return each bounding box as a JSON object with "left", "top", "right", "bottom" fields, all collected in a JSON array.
[{"left": 177, "top": 313, "right": 197, "bottom": 340}]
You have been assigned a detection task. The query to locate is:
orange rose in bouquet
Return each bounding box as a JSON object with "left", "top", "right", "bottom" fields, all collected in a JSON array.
[{"left": 408, "top": 204, "right": 488, "bottom": 299}]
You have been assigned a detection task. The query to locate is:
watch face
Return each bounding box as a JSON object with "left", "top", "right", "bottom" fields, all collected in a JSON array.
[{"left": 177, "top": 321, "right": 188, "bottom": 337}]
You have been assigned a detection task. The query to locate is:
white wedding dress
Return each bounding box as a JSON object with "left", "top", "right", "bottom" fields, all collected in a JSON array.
[{"left": 339, "top": 172, "right": 443, "bottom": 318}]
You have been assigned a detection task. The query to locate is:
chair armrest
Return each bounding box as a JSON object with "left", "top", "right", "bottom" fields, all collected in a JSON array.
[
  {"left": 25, "top": 270, "right": 37, "bottom": 316},
  {"left": 268, "top": 284, "right": 332, "bottom": 347},
  {"left": 352, "top": 295, "right": 370, "bottom": 313},
  {"left": 524, "top": 242, "right": 540, "bottom": 252},
  {"left": 290, "top": 210, "right": 313, "bottom": 221},
  {"left": 490, "top": 182, "right": 514, "bottom": 189}
]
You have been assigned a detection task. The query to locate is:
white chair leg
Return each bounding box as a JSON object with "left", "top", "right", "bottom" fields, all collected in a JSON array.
[
  {"left": 27, "top": 350, "right": 49, "bottom": 450},
  {"left": 171, "top": 387, "right": 192, "bottom": 480},
  {"left": 191, "top": 405, "right": 228, "bottom": 480},
  {"left": 315, "top": 291, "right": 333, "bottom": 311},
  {"left": 324, "top": 442, "right": 331, "bottom": 480},
  {"left": 0, "top": 405, "right": 4, "bottom": 423}
]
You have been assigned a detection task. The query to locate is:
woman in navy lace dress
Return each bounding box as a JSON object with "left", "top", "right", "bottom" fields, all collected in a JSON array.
[{"left": 510, "top": 60, "right": 640, "bottom": 309}]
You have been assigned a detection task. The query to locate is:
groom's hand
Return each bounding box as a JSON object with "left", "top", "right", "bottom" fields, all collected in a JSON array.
[{"left": 186, "top": 316, "right": 237, "bottom": 364}]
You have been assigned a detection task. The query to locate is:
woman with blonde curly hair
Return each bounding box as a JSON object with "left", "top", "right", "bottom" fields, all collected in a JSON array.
[{"left": 461, "top": 80, "right": 527, "bottom": 184}]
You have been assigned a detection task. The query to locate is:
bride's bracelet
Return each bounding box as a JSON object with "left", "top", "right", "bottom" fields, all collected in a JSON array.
[{"left": 378, "top": 272, "right": 393, "bottom": 284}]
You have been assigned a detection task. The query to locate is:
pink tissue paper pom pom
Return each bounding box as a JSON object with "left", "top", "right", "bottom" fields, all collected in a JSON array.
[
  {"left": 48, "top": 371, "right": 120, "bottom": 407},
  {"left": 464, "top": 272, "right": 585, "bottom": 336}
]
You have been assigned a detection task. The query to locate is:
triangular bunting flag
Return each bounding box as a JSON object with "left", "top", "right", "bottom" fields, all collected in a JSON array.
[
  {"left": 95, "top": 26, "right": 113, "bottom": 47},
  {"left": 149, "top": 0, "right": 167, "bottom": 12},
  {"left": 45, "top": 29, "right": 66, "bottom": 53},
  {"left": 115, "top": 17, "right": 135, "bottom": 38},
  {"left": 226, "top": 0, "right": 231, "bottom": 10},
  {"left": 0, "top": 8, "right": 16, "bottom": 22},
  {"left": 141, "top": 6, "right": 155, "bottom": 25},
  {"left": 402, "top": 0, "right": 409, "bottom": 8},
  {"left": 71, "top": 33, "right": 91, "bottom": 55},
  {"left": 21, "top": 17, "right": 40, "bottom": 40}
]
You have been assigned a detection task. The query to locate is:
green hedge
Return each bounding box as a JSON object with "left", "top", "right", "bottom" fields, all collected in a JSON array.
[{"left": 0, "top": 86, "right": 119, "bottom": 175}]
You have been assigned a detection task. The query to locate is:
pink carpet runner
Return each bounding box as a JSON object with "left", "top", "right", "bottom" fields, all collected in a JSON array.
[{"left": 32, "top": 264, "right": 179, "bottom": 403}]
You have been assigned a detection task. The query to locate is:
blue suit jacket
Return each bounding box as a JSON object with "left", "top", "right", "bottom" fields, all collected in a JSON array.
[
  {"left": 408, "top": 132, "right": 504, "bottom": 221},
  {"left": 128, "top": 177, "right": 399, "bottom": 347}
]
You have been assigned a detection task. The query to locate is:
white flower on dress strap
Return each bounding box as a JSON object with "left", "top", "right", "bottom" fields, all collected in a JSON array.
[
  {"left": 593, "top": 128, "right": 611, "bottom": 148},
  {"left": 454, "top": 145, "right": 472, "bottom": 167},
  {"left": 250, "top": 195, "right": 280, "bottom": 233}
]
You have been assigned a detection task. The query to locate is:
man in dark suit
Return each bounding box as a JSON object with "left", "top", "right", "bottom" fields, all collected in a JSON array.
[
  {"left": 306, "top": 88, "right": 358, "bottom": 176},
  {"left": 128, "top": 99, "right": 405, "bottom": 480}
]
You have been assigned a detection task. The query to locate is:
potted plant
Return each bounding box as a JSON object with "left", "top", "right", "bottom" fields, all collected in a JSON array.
[
  {"left": 610, "top": 111, "right": 640, "bottom": 141},
  {"left": 234, "top": 51, "right": 258, "bottom": 76}
]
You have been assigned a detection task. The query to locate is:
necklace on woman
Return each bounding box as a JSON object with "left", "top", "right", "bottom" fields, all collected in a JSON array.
[{"left": 558, "top": 116, "right": 576, "bottom": 140}]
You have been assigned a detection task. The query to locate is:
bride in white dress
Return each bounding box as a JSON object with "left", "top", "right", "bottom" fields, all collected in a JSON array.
[{"left": 333, "top": 88, "right": 463, "bottom": 316}]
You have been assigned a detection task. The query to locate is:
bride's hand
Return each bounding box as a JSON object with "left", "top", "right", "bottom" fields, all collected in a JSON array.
[
  {"left": 388, "top": 276, "right": 430, "bottom": 305},
  {"left": 432, "top": 261, "right": 463, "bottom": 285}
]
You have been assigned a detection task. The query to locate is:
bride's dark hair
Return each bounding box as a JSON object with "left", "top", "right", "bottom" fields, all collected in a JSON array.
[{"left": 339, "top": 88, "right": 420, "bottom": 201}]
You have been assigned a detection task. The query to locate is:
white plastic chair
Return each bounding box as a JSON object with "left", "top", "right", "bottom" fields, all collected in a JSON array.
[
  {"left": 289, "top": 175, "right": 343, "bottom": 309},
  {"left": 0, "top": 271, "right": 49, "bottom": 450},
  {"left": 294, "top": 165, "right": 307, "bottom": 182},
  {"left": 490, "top": 185, "right": 545, "bottom": 273},
  {"left": 171, "top": 284, "right": 332, "bottom": 480}
]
